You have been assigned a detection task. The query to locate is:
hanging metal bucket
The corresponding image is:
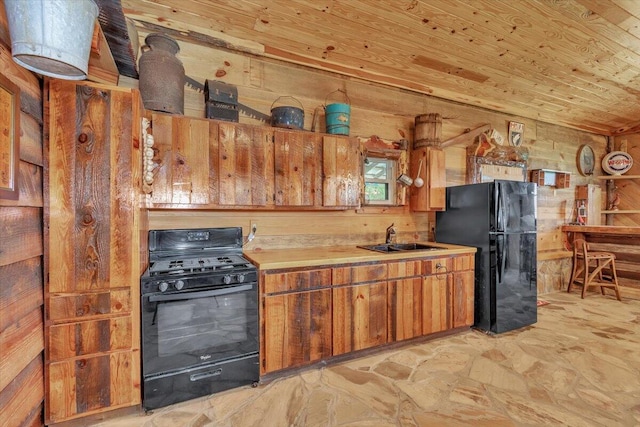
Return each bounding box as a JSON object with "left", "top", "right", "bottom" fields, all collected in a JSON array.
[
  {"left": 138, "top": 33, "right": 185, "bottom": 114},
  {"left": 4, "top": 0, "right": 99, "bottom": 80},
  {"left": 325, "top": 89, "right": 351, "bottom": 135},
  {"left": 270, "top": 96, "right": 304, "bottom": 129}
]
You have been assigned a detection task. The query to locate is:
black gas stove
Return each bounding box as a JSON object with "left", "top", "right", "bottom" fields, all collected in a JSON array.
[
  {"left": 140, "top": 227, "right": 259, "bottom": 411},
  {"left": 141, "top": 227, "right": 258, "bottom": 295}
]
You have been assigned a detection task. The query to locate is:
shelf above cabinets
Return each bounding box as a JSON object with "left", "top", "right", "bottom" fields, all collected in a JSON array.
[
  {"left": 601, "top": 210, "right": 640, "bottom": 214},
  {"left": 597, "top": 175, "right": 640, "bottom": 180},
  {"left": 530, "top": 169, "right": 571, "bottom": 188}
]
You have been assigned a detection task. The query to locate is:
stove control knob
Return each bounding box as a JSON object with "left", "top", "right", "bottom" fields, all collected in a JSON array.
[
  {"left": 236, "top": 273, "right": 246, "bottom": 283},
  {"left": 159, "top": 281, "right": 169, "bottom": 292},
  {"left": 174, "top": 280, "right": 185, "bottom": 290},
  {"left": 223, "top": 275, "right": 233, "bottom": 285}
]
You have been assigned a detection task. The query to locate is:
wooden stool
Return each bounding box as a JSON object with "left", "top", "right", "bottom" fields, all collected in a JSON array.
[{"left": 567, "top": 238, "right": 621, "bottom": 300}]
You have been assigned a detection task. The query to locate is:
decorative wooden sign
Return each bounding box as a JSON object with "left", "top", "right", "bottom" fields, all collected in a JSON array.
[{"left": 508, "top": 121, "right": 524, "bottom": 147}]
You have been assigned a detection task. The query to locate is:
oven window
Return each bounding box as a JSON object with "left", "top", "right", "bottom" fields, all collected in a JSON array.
[{"left": 156, "top": 293, "right": 248, "bottom": 357}]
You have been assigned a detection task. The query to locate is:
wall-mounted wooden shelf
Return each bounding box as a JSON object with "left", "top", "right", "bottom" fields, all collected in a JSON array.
[
  {"left": 530, "top": 169, "right": 571, "bottom": 188},
  {"left": 601, "top": 210, "right": 640, "bottom": 214},
  {"left": 597, "top": 175, "right": 640, "bottom": 180}
]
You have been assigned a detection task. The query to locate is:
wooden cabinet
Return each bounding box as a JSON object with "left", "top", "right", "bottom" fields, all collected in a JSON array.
[
  {"left": 149, "top": 113, "right": 213, "bottom": 205},
  {"left": 259, "top": 252, "right": 474, "bottom": 375},
  {"left": 261, "top": 269, "right": 332, "bottom": 374},
  {"left": 322, "top": 135, "right": 362, "bottom": 207},
  {"left": 451, "top": 255, "right": 475, "bottom": 328},
  {"left": 218, "top": 122, "right": 273, "bottom": 206},
  {"left": 147, "top": 119, "right": 361, "bottom": 209},
  {"left": 332, "top": 264, "right": 387, "bottom": 354},
  {"left": 410, "top": 146, "right": 446, "bottom": 211},
  {"left": 45, "top": 81, "right": 144, "bottom": 423},
  {"left": 274, "top": 130, "right": 323, "bottom": 206},
  {"left": 388, "top": 260, "right": 423, "bottom": 341},
  {"left": 421, "top": 257, "right": 452, "bottom": 334}
]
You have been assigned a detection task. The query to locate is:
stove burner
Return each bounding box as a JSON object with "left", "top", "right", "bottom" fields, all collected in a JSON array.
[{"left": 149, "top": 255, "right": 250, "bottom": 276}]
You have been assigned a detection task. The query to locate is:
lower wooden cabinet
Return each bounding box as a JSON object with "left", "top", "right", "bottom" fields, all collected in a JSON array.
[
  {"left": 260, "top": 253, "right": 475, "bottom": 375},
  {"left": 422, "top": 273, "right": 450, "bottom": 334},
  {"left": 388, "top": 277, "right": 423, "bottom": 341},
  {"left": 261, "top": 268, "right": 332, "bottom": 374},
  {"left": 333, "top": 281, "right": 388, "bottom": 355},
  {"left": 262, "top": 289, "right": 332, "bottom": 374},
  {"left": 452, "top": 255, "right": 475, "bottom": 328}
]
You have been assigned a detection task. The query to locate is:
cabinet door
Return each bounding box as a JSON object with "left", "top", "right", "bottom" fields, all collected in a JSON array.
[
  {"left": 422, "top": 273, "right": 450, "bottom": 334},
  {"left": 219, "top": 122, "right": 273, "bottom": 206},
  {"left": 46, "top": 81, "right": 142, "bottom": 423},
  {"left": 333, "top": 281, "right": 387, "bottom": 355},
  {"left": 410, "top": 146, "right": 445, "bottom": 211},
  {"left": 274, "top": 130, "right": 322, "bottom": 206},
  {"left": 323, "top": 135, "right": 361, "bottom": 207},
  {"left": 452, "top": 270, "right": 475, "bottom": 328},
  {"left": 388, "top": 277, "right": 423, "bottom": 342},
  {"left": 149, "top": 114, "right": 213, "bottom": 205},
  {"left": 262, "top": 289, "right": 332, "bottom": 374}
]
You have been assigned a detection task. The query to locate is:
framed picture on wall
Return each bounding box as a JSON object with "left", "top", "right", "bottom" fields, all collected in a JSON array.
[
  {"left": 577, "top": 144, "right": 595, "bottom": 176},
  {"left": 0, "top": 73, "right": 20, "bottom": 200}
]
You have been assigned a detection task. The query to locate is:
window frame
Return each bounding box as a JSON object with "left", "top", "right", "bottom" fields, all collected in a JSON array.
[{"left": 363, "top": 156, "right": 397, "bottom": 206}]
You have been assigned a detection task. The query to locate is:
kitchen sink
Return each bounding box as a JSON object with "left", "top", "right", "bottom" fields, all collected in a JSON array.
[{"left": 357, "top": 243, "right": 442, "bottom": 253}]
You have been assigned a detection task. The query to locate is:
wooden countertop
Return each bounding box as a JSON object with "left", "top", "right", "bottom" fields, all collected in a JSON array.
[
  {"left": 244, "top": 242, "right": 476, "bottom": 270},
  {"left": 561, "top": 225, "right": 640, "bottom": 235}
]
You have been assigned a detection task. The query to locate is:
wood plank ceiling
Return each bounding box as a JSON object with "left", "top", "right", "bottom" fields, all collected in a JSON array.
[{"left": 114, "top": 0, "right": 640, "bottom": 136}]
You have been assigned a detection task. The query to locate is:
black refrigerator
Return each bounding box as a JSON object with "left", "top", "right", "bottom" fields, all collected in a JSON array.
[{"left": 435, "top": 180, "right": 537, "bottom": 334}]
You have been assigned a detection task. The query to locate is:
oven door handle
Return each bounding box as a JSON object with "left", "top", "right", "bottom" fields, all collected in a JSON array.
[{"left": 148, "top": 284, "right": 254, "bottom": 303}]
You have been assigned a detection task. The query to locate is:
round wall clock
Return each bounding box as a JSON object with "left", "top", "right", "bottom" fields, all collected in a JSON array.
[{"left": 577, "top": 144, "right": 595, "bottom": 176}]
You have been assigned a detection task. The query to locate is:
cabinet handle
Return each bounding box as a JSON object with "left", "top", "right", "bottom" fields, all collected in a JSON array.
[{"left": 435, "top": 263, "right": 448, "bottom": 280}]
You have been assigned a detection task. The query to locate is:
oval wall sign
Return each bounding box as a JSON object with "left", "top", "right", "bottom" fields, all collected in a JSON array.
[{"left": 602, "top": 151, "right": 633, "bottom": 175}]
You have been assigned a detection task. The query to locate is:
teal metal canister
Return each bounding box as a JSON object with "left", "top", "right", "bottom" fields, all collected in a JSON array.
[{"left": 325, "top": 89, "right": 351, "bottom": 135}]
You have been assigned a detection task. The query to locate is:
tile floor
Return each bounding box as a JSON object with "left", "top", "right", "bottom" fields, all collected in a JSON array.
[{"left": 95, "top": 291, "right": 640, "bottom": 427}]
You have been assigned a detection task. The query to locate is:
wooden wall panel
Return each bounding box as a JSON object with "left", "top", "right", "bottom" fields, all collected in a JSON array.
[
  {"left": 0, "top": 357, "right": 44, "bottom": 427},
  {"left": 0, "top": 30, "right": 44, "bottom": 427}
]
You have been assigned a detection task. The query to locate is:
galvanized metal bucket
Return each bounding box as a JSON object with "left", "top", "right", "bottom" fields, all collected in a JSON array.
[
  {"left": 270, "top": 96, "right": 304, "bottom": 129},
  {"left": 4, "top": 0, "right": 99, "bottom": 80}
]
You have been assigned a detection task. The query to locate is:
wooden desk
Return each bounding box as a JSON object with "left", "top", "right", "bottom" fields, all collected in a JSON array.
[{"left": 561, "top": 225, "right": 640, "bottom": 299}]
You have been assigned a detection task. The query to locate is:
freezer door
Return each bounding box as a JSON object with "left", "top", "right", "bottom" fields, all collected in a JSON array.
[
  {"left": 492, "top": 232, "right": 537, "bottom": 333},
  {"left": 492, "top": 181, "right": 537, "bottom": 233}
]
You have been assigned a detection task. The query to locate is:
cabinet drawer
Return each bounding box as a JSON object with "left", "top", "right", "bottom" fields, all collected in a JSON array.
[
  {"left": 387, "top": 260, "right": 422, "bottom": 279},
  {"left": 48, "top": 290, "right": 132, "bottom": 322},
  {"left": 48, "top": 317, "right": 132, "bottom": 361},
  {"left": 332, "top": 263, "right": 387, "bottom": 286},
  {"left": 453, "top": 255, "right": 474, "bottom": 272},
  {"left": 264, "top": 268, "right": 331, "bottom": 294},
  {"left": 423, "top": 258, "right": 452, "bottom": 275}
]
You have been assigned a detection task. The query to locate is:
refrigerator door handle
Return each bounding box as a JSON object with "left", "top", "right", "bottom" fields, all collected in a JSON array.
[
  {"left": 497, "top": 234, "right": 505, "bottom": 282},
  {"left": 498, "top": 183, "right": 506, "bottom": 232}
]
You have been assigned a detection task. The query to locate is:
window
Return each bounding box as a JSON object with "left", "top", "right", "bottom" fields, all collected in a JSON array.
[{"left": 364, "top": 157, "right": 396, "bottom": 205}]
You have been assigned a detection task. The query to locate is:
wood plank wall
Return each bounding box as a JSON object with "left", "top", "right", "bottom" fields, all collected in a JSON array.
[
  {"left": 0, "top": 5, "right": 44, "bottom": 425},
  {"left": 125, "top": 37, "right": 613, "bottom": 295}
]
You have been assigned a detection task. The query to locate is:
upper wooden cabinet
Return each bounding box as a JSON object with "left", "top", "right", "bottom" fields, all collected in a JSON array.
[
  {"left": 150, "top": 114, "right": 213, "bottom": 205},
  {"left": 274, "top": 130, "right": 323, "bottom": 207},
  {"left": 218, "top": 122, "right": 273, "bottom": 206},
  {"left": 46, "top": 81, "right": 144, "bottom": 423},
  {"left": 146, "top": 118, "right": 361, "bottom": 209},
  {"left": 410, "top": 146, "right": 446, "bottom": 211},
  {"left": 323, "top": 135, "right": 362, "bottom": 208}
]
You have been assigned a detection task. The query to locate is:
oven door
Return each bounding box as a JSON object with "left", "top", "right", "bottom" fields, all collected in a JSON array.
[{"left": 141, "top": 281, "right": 258, "bottom": 377}]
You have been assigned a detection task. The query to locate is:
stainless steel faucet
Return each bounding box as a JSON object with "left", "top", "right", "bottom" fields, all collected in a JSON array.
[{"left": 385, "top": 223, "right": 396, "bottom": 244}]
